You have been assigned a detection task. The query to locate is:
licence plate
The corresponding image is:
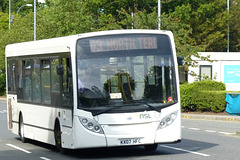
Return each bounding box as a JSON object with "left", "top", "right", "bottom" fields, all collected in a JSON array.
[{"left": 120, "top": 138, "right": 141, "bottom": 145}]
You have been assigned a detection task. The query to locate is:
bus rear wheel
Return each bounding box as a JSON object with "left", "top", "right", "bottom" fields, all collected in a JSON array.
[
  {"left": 19, "top": 115, "right": 27, "bottom": 143},
  {"left": 54, "top": 121, "right": 67, "bottom": 154}
]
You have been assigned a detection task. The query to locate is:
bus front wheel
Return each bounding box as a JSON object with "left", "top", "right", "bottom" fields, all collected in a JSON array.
[
  {"left": 54, "top": 121, "right": 67, "bottom": 154},
  {"left": 144, "top": 144, "right": 158, "bottom": 151},
  {"left": 19, "top": 114, "right": 27, "bottom": 143}
]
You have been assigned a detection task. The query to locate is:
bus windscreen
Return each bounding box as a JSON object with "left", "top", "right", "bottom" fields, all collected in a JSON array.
[{"left": 76, "top": 34, "right": 177, "bottom": 114}]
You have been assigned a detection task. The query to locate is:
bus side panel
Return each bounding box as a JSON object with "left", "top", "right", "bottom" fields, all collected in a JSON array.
[
  {"left": 8, "top": 98, "right": 75, "bottom": 147},
  {"left": 17, "top": 103, "right": 58, "bottom": 145},
  {"left": 24, "top": 125, "right": 56, "bottom": 145}
]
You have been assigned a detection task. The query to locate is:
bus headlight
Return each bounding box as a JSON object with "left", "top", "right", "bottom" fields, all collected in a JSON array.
[
  {"left": 79, "top": 117, "right": 104, "bottom": 134},
  {"left": 158, "top": 111, "right": 178, "bottom": 129}
]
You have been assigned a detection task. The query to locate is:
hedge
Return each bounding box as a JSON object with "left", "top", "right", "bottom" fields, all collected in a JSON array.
[
  {"left": 0, "top": 73, "right": 6, "bottom": 96},
  {"left": 180, "top": 80, "right": 226, "bottom": 112}
]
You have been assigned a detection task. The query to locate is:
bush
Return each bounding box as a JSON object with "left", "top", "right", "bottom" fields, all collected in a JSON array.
[
  {"left": 0, "top": 73, "right": 6, "bottom": 96},
  {"left": 180, "top": 84, "right": 197, "bottom": 111},
  {"left": 189, "top": 80, "right": 226, "bottom": 91},
  {"left": 180, "top": 80, "right": 226, "bottom": 112}
]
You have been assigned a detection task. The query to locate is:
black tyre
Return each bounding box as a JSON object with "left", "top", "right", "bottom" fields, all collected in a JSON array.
[
  {"left": 19, "top": 115, "right": 27, "bottom": 143},
  {"left": 144, "top": 144, "right": 158, "bottom": 151},
  {"left": 54, "top": 121, "right": 67, "bottom": 154}
]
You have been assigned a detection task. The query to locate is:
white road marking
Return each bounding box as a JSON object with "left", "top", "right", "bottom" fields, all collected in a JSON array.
[
  {"left": 40, "top": 157, "right": 51, "bottom": 160},
  {"left": 0, "top": 110, "right": 7, "bottom": 113},
  {"left": 185, "top": 127, "right": 235, "bottom": 136},
  {"left": 189, "top": 128, "right": 200, "bottom": 131},
  {"left": 6, "top": 143, "right": 31, "bottom": 154},
  {"left": 205, "top": 130, "right": 217, "bottom": 133},
  {"left": 160, "top": 145, "right": 210, "bottom": 157},
  {"left": 218, "top": 132, "right": 234, "bottom": 135}
]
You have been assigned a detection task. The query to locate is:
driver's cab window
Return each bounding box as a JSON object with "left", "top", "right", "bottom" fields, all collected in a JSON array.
[{"left": 78, "top": 60, "right": 101, "bottom": 91}]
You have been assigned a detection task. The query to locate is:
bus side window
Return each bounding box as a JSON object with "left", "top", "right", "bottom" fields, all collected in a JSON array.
[
  {"left": 7, "top": 59, "right": 15, "bottom": 93},
  {"left": 41, "top": 59, "right": 51, "bottom": 104},
  {"left": 7, "top": 60, "right": 11, "bottom": 92},
  {"left": 51, "top": 58, "right": 61, "bottom": 107},
  {"left": 51, "top": 58, "right": 60, "bottom": 92},
  {"left": 23, "top": 60, "right": 32, "bottom": 102},
  {"left": 61, "top": 57, "right": 73, "bottom": 107},
  {"left": 32, "top": 59, "right": 41, "bottom": 103},
  {"left": 16, "top": 60, "right": 23, "bottom": 100}
]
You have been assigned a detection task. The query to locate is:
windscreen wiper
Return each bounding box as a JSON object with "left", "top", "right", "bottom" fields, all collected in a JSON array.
[
  {"left": 92, "top": 100, "right": 176, "bottom": 116},
  {"left": 145, "top": 103, "right": 162, "bottom": 112},
  {"left": 132, "top": 100, "right": 162, "bottom": 113},
  {"left": 92, "top": 104, "right": 124, "bottom": 116},
  {"left": 133, "top": 100, "right": 176, "bottom": 113}
]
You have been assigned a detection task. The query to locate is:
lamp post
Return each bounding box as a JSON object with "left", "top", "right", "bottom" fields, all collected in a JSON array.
[
  {"left": 158, "top": 0, "right": 161, "bottom": 30},
  {"left": 8, "top": 0, "right": 38, "bottom": 41},
  {"left": 9, "top": 1, "right": 33, "bottom": 30},
  {"left": 9, "top": 0, "right": 11, "bottom": 30},
  {"left": 34, "top": 0, "right": 36, "bottom": 41},
  {"left": 34, "top": 0, "right": 45, "bottom": 41},
  {"left": 227, "top": 0, "right": 229, "bottom": 52},
  {"left": 17, "top": 4, "right": 33, "bottom": 15}
]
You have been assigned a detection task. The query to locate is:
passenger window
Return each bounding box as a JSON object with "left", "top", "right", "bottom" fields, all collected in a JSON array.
[
  {"left": 7, "top": 59, "right": 17, "bottom": 94},
  {"left": 51, "top": 58, "right": 60, "bottom": 92},
  {"left": 16, "top": 60, "right": 23, "bottom": 100},
  {"left": 51, "top": 58, "right": 61, "bottom": 107},
  {"left": 41, "top": 60, "right": 51, "bottom": 104},
  {"left": 23, "top": 60, "right": 32, "bottom": 102},
  {"left": 32, "top": 59, "right": 41, "bottom": 103},
  {"left": 7, "top": 60, "right": 12, "bottom": 92}
]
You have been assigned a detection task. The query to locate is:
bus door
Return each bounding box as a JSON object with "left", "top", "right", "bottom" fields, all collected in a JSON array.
[{"left": 57, "top": 57, "right": 73, "bottom": 127}]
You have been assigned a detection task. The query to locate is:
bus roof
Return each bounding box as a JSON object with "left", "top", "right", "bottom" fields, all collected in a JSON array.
[
  {"left": 5, "top": 29, "right": 173, "bottom": 58},
  {"left": 5, "top": 35, "right": 77, "bottom": 57}
]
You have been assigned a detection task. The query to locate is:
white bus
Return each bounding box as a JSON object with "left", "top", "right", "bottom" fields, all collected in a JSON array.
[{"left": 6, "top": 30, "right": 181, "bottom": 153}]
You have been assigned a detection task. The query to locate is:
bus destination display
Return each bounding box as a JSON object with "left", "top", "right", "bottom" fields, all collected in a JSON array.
[{"left": 90, "top": 36, "right": 157, "bottom": 53}]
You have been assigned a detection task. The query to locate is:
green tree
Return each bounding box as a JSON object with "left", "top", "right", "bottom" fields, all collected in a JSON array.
[
  {"left": 1, "top": 0, "right": 35, "bottom": 13},
  {"left": 162, "top": 0, "right": 240, "bottom": 52},
  {"left": 0, "top": 11, "right": 8, "bottom": 31},
  {"left": 118, "top": 6, "right": 202, "bottom": 72},
  {"left": 1, "top": 0, "right": 240, "bottom": 74},
  {"left": 0, "top": 31, "right": 9, "bottom": 70},
  {"left": 0, "top": 0, "right": 3, "bottom": 11},
  {"left": 229, "top": 0, "right": 240, "bottom": 51}
]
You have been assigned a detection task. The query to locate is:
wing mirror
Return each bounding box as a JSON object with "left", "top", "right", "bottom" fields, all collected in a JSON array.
[{"left": 57, "top": 65, "right": 64, "bottom": 75}]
